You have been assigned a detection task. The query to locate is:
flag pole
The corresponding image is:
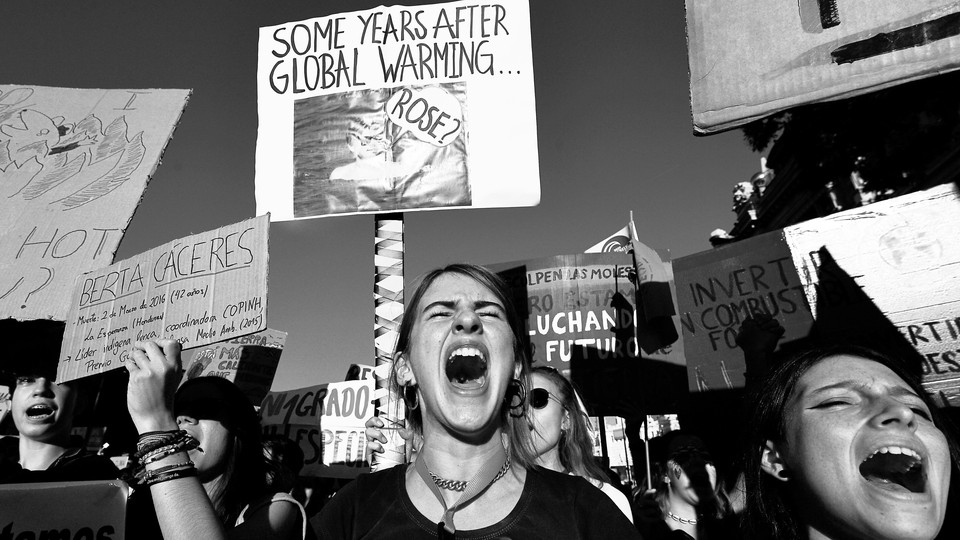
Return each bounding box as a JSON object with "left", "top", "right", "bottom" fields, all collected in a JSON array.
[
  {"left": 371, "top": 213, "right": 406, "bottom": 470},
  {"left": 626, "top": 211, "right": 653, "bottom": 491}
]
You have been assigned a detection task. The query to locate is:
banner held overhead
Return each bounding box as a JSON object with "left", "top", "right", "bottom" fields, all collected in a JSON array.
[{"left": 58, "top": 215, "right": 270, "bottom": 382}]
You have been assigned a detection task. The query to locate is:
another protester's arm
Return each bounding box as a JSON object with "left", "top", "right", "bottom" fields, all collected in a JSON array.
[
  {"left": 126, "top": 339, "right": 227, "bottom": 540},
  {"left": 735, "top": 313, "right": 784, "bottom": 391},
  {"left": 232, "top": 496, "right": 305, "bottom": 540}
]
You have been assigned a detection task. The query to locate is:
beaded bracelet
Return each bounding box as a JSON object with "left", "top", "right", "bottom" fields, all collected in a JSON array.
[
  {"left": 141, "top": 439, "right": 199, "bottom": 466},
  {"left": 137, "top": 430, "right": 182, "bottom": 453},
  {"left": 135, "top": 460, "right": 194, "bottom": 482},
  {"left": 139, "top": 464, "right": 195, "bottom": 486},
  {"left": 136, "top": 430, "right": 193, "bottom": 458},
  {"left": 142, "top": 467, "right": 197, "bottom": 488},
  {"left": 138, "top": 433, "right": 198, "bottom": 461}
]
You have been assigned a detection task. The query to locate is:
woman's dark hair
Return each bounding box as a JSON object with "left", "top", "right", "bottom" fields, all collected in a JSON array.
[
  {"left": 206, "top": 430, "right": 268, "bottom": 524},
  {"left": 391, "top": 263, "right": 537, "bottom": 469},
  {"left": 742, "top": 344, "right": 960, "bottom": 539},
  {"left": 651, "top": 447, "right": 729, "bottom": 522},
  {"left": 531, "top": 366, "right": 606, "bottom": 483},
  {"left": 175, "top": 377, "right": 268, "bottom": 525},
  {"left": 263, "top": 433, "right": 305, "bottom": 494}
]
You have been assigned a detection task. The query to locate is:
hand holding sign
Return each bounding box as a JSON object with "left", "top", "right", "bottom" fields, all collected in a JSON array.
[
  {"left": 126, "top": 339, "right": 182, "bottom": 433},
  {"left": 386, "top": 86, "right": 463, "bottom": 147}
]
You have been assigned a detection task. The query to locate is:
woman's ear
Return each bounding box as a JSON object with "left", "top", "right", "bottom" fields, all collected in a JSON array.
[
  {"left": 513, "top": 363, "right": 522, "bottom": 380},
  {"left": 760, "top": 440, "right": 790, "bottom": 482},
  {"left": 394, "top": 352, "right": 416, "bottom": 387}
]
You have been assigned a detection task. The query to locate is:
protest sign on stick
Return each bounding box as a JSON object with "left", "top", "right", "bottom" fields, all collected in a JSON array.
[
  {"left": 256, "top": 0, "right": 539, "bottom": 219},
  {"left": 0, "top": 85, "right": 189, "bottom": 320},
  {"left": 57, "top": 215, "right": 269, "bottom": 382},
  {"left": 493, "top": 253, "right": 687, "bottom": 419},
  {"left": 180, "top": 328, "right": 287, "bottom": 406},
  {"left": 495, "top": 253, "right": 682, "bottom": 368},
  {"left": 0, "top": 480, "right": 129, "bottom": 540},
  {"left": 685, "top": 0, "right": 960, "bottom": 133},
  {"left": 261, "top": 379, "right": 375, "bottom": 478}
]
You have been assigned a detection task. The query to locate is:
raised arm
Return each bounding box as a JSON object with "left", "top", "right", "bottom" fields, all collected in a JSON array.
[{"left": 126, "top": 339, "right": 227, "bottom": 540}]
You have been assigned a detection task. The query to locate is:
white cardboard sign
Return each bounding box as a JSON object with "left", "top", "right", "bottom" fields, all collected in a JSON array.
[{"left": 256, "top": 0, "right": 540, "bottom": 219}]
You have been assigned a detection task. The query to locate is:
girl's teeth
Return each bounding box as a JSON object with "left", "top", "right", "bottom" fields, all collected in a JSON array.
[{"left": 869, "top": 446, "right": 922, "bottom": 461}]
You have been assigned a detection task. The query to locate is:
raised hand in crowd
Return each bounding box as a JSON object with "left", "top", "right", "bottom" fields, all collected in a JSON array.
[
  {"left": 125, "top": 339, "right": 305, "bottom": 540},
  {"left": 736, "top": 313, "right": 785, "bottom": 385}
]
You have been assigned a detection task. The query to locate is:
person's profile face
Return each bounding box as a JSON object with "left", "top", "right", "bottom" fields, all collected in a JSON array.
[
  {"left": 666, "top": 458, "right": 717, "bottom": 507},
  {"left": 11, "top": 375, "right": 77, "bottom": 444},
  {"left": 405, "top": 272, "right": 516, "bottom": 438},
  {"left": 775, "top": 355, "right": 950, "bottom": 540},
  {"left": 176, "top": 413, "right": 232, "bottom": 481},
  {"left": 528, "top": 373, "right": 565, "bottom": 457}
]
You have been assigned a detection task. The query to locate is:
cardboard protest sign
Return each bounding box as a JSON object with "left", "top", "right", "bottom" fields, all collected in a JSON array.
[
  {"left": 0, "top": 480, "right": 128, "bottom": 540},
  {"left": 685, "top": 1, "right": 960, "bottom": 133},
  {"left": 674, "top": 230, "right": 814, "bottom": 391},
  {"left": 675, "top": 184, "right": 960, "bottom": 399},
  {"left": 256, "top": 0, "right": 539, "bottom": 219},
  {"left": 495, "top": 253, "right": 683, "bottom": 367},
  {"left": 261, "top": 379, "right": 375, "bottom": 478},
  {"left": 57, "top": 215, "right": 269, "bottom": 382},
  {"left": 0, "top": 85, "right": 189, "bottom": 320},
  {"left": 783, "top": 184, "right": 960, "bottom": 404},
  {"left": 181, "top": 328, "right": 287, "bottom": 406}
]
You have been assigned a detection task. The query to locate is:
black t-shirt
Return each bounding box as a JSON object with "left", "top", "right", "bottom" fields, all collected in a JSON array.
[
  {"left": 0, "top": 446, "right": 119, "bottom": 484},
  {"left": 317, "top": 465, "right": 643, "bottom": 539}
]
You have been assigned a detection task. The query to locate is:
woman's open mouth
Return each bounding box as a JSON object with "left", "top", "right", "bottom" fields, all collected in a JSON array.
[
  {"left": 25, "top": 404, "right": 55, "bottom": 422},
  {"left": 445, "top": 346, "right": 487, "bottom": 390},
  {"left": 859, "top": 446, "right": 926, "bottom": 494}
]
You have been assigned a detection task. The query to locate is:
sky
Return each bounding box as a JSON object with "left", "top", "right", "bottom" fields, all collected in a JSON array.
[{"left": 0, "top": 0, "right": 759, "bottom": 391}]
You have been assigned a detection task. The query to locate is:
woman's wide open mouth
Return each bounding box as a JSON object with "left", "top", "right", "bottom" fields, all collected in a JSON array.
[
  {"left": 859, "top": 445, "right": 927, "bottom": 494},
  {"left": 445, "top": 345, "right": 488, "bottom": 391},
  {"left": 25, "top": 403, "right": 56, "bottom": 422}
]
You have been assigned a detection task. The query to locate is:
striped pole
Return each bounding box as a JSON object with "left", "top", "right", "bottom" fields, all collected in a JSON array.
[{"left": 371, "top": 213, "right": 406, "bottom": 470}]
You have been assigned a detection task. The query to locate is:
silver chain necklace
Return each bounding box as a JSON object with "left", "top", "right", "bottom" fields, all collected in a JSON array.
[
  {"left": 429, "top": 456, "right": 511, "bottom": 492},
  {"left": 667, "top": 511, "right": 698, "bottom": 525}
]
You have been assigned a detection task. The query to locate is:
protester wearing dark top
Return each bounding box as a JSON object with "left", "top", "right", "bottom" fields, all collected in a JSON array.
[
  {"left": 0, "top": 444, "right": 118, "bottom": 484},
  {"left": 321, "top": 264, "right": 640, "bottom": 539},
  {"left": 318, "top": 464, "right": 640, "bottom": 539},
  {"left": 0, "top": 371, "right": 119, "bottom": 484},
  {"left": 635, "top": 432, "right": 734, "bottom": 540}
]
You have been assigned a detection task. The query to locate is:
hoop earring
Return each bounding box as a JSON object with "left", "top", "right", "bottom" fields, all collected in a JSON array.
[
  {"left": 505, "top": 378, "right": 526, "bottom": 417},
  {"left": 403, "top": 385, "right": 419, "bottom": 411}
]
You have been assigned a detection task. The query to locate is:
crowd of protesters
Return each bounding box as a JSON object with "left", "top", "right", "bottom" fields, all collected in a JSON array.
[{"left": 2, "top": 263, "right": 959, "bottom": 539}]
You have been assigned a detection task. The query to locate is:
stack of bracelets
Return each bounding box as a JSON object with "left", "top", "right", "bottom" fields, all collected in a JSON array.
[{"left": 128, "top": 429, "right": 201, "bottom": 488}]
